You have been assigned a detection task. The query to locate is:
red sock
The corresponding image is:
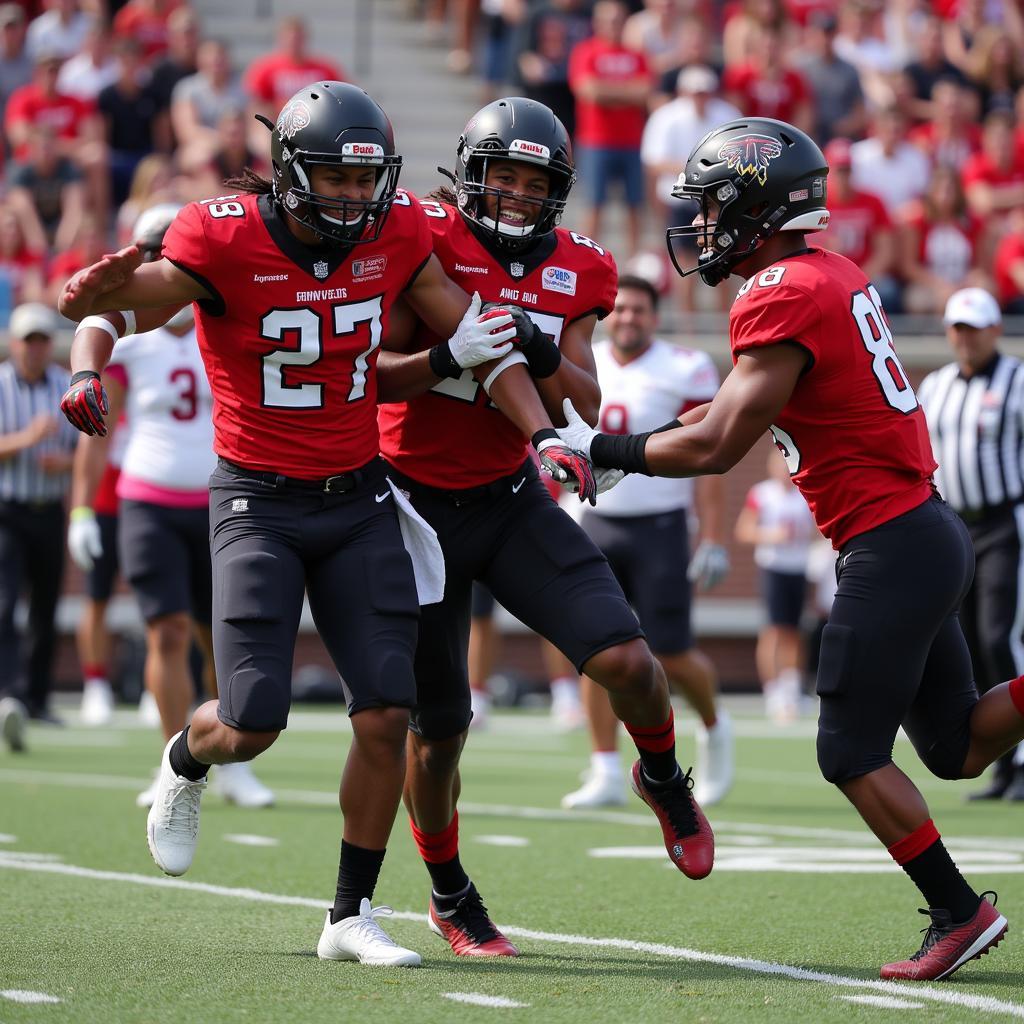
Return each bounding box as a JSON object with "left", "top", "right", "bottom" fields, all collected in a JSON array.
[
  {"left": 625, "top": 708, "right": 678, "bottom": 782},
  {"left": 887, "top": 819, "right": 940, "bottom": 865},
  {"left": 410, "top": 811, "right": 460, "bottom": 863},
  {"left": 83, "top": 663, "right": 107, "bottom": 683},
  {"left": 1009, "top": 675, "right": 1024, "bottom": 717}
]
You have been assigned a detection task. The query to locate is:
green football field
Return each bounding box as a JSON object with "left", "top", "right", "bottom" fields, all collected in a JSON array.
[{"left": 1, "top": 698, "right": 1022, "bottom": 1023}]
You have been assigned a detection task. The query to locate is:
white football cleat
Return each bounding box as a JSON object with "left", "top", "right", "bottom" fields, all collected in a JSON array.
[
  {"left": 136, "top": 770, "right": 159, "bottom": 809},
  {"left": 80, "top": 680, "right": 114, "bottom": 726},
  {"left": 469, "top": 688, "right": 490, "bottom": 730},
  {"left": 138, "top": 690, "right": 162, "bottom": 728},
  {"left": 146, "top": 732, "right": 207, "bottom": 876},
  {"left": 550, "top": 681, "right": 585, "bottom": 732},
  {"left": 561, "top": 770, "right": 627, "bottom": 809},
  {"left": 0, "top": 696, "right": 27, "bottom": 753},
  {"left": 317, "top": 900, "right": 422, "bottom": 967},
  {"left": 211, "top": 762, "right": 275, "bottom": 808},
  {"left": 694, "top": 711, "right": 734, "bottom": 807}
]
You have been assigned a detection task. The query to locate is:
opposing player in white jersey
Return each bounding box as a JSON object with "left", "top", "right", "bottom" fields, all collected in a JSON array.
[
  {"left": 562, "top": 274, "right": 735, "bottom": 809},
  {"left": 69, "top": 204, "right": 273, "bottom": 809}
]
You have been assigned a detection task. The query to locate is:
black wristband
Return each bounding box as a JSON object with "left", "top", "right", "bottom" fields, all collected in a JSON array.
[
  {"left": 70, "top": 370, "right": 101, "bottom": 386},
  {"left": 591, "top": 431, "right": 654, "bottom": 475},
  {"left": 531, "top": 428, "right": 559, "bottom": 449},
  {"left": 428, "top": 341, "right": 462, "bottom": 379},
  {"left": 522, "top": 325, "right": 562, "bottom": 379},
  {"left": 652, "top": 419, "right": 679, "bottom": 434}
]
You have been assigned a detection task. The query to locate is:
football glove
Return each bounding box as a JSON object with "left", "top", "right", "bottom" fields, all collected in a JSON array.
[
  {"left": 481, "top": 300, "right": 561, "bottom": 378},
  {"left": 688, "top": 541, "right": 730, "bottom": 591},
  {"left": 68, "top": 507, "right": 103, "bottom": 571},
  {"left": 554, "top": 397, "right": 598, "bottom": 458},
  {"left": 533, "top": 432, "right": 597, "bottom": 506},
  {"left": 60, "top": 370, "right": 108, "bottom": 436},
  {"left": 430, "top": 292, "right": 517, "bottom": 378}
]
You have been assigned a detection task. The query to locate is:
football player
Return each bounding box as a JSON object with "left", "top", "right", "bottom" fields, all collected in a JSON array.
[
  {"left": 57, "top": 82, "right": 591, "bottom": 968},
  {"left": 69, "top": 203, "right": 274, "bottom": 811},
  {"left": 376, "top": 97, "right": 716, "bottom": 959},
  {"left": 555, "top": 116, "right": 1024, "bottom": 982}
]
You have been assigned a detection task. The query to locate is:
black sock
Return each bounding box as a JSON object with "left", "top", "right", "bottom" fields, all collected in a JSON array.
[
  {"left": 901, "top": 839, "right": 980, "bottom": 923},
  {"left": 331, "top": 840, "right": 386, "bottom": 924},
  {"left": 642, "top": 763, "right": 683, "bottom": 789},
  {"left": 168, "top": 726, "right": 209, "bottom": 782},
  {"left": 427, "top": 855, "right": 470, "bottom": 901}
]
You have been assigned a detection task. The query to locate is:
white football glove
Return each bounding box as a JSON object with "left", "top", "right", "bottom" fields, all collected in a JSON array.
[
  {"left": 447, "top": 291, "right": 517, "bottom": 368},
  {"left": 562, "top": 466, "right": 625, "bottom": 496},
  {"left": 68, "top": 507, "right": 102, "bottom": 571},
  {"left": 688, "top": 541, "right": 730, "bottom": 591},
  {"left": 555, "top": 397, "right": 599, "bottom": 458}
]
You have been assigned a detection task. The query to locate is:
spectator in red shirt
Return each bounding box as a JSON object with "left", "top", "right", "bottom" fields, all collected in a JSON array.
[
  {"left": 816, "top": 137, "right": 900, "bottom": 311},
  {"left": 722, "top": 26, "right": 812, "bottom": 133},
  {"left": 962, "top": 108, "right": 1024, "bottom": 221},
  {"left": 243, "top": 16, "right": 344, "bottom": 123},
  {"left": 908, "top": 77, "right": 981, "bottom": 172},
  {"left": 113, "top": 0, "right": 182, "bottom": 63},
  {"left": 568, "top": 0, "right": 652, "bottom": 255},
  {"left": 899, "top": 164, "right": 985, "bottom": 315},
  {"left": 4, "top": 50, "right": 108, "bottom": 221},
  {"left": 993, "top": 205, "right": 1024, "bottom": 315}
]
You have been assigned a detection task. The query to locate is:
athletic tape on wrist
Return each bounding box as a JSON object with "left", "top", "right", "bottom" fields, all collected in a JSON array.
[{"left": 482, "top": 350, "right": 528, "bottom": 395}]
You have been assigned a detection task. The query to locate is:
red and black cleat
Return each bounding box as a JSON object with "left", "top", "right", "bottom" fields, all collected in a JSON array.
[
  {"left": 630, "top": 761, "right": 714, "bottom": 880},
  {"left": 880, "top": 892, "right": 1008, "bottom": 981},
  {"left": 429, "top": 882, "right": 519, "bottom": 957}
]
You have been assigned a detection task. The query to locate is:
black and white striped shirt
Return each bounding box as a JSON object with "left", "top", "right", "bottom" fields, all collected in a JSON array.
[
  {"left": 0, "top": 360, "right": 75, "bottom": 503},
  {"left": 918, "top": 353, "right": 1024, "bottom": 514}
]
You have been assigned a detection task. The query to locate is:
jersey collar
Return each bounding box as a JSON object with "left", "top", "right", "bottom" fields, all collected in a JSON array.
[
  {"left": 258, "top": 194, "right": 355, "bottom": 280},
  {"left": 465, "top": 219, "right": 558, "bottom": 280}
]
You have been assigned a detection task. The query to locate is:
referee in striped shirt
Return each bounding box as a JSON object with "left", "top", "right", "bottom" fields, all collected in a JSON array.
[
  {"left": 918, "top": 287, "right": 1024, "bottom": 801},
  {"left": 0, "top": 303, "right": 76, "bottom": 750}
]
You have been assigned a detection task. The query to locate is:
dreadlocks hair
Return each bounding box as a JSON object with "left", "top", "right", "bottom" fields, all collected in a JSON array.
[
  {"left": 223, "top": 167, "right": 273, "bottom": 195},
  {"left": 427, "top": 184, "right": 456, "bottom": 205}
]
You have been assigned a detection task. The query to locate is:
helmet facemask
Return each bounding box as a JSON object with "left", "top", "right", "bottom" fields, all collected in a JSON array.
[
  {"left": 275, "top": 145, "right": 402, "bottom": 247},
  {"left": 454, "top": 143, "right": 574, "bottom": 252}
]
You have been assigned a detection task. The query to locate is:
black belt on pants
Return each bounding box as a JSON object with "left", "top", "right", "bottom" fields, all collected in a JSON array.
[
  {"left": 388, "top": 459, "right": 533, "bottom": 507},
  {"left": 217, "top": 457, "right": 373, "bottom": 494}
]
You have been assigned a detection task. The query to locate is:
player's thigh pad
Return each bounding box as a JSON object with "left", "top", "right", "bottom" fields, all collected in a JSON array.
[
  {"left": 118, "top": 500, "right": 192, "bottom": 622},
  {"left": 306, "top": 507, "right": 419, "bottom": 716},
  {"left": 815, "top": 499, "right": 975, "bottom": 785},
  {"left": 487, "top": 483, "right": 642, "bottom": 671}
]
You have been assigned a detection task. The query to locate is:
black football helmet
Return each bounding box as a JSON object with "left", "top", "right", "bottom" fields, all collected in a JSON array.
[
  {"left": 267, "top": 81, "right": 402, "bottom": 246},
  {"left": 449, "top": 97, "right": 575, "bottom": 252},
  {"left": 667, "top": 117, "right": 830, "bottom": 286}
]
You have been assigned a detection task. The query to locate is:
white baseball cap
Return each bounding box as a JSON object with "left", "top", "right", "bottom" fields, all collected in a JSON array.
[
  {"left": 676, "top": 65, "right": 718, "bottom": 95},
  {"left": 943, "top": 287, "right": 1001, "bottom": 329},
  {"left": 8, "top": 302, "right": 58, "bottom": 340}
]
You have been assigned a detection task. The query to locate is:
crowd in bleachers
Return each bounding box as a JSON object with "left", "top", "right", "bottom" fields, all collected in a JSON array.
[
  {"left": 0, "top": 0, "right": 346, "bottom": 327},
  {"left": 419, "top": 0, "right": 1024, "bottom": 317}
]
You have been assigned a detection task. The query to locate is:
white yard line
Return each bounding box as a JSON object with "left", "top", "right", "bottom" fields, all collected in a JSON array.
[
  {"left": 443, "top": 993, "right": 529, "bottom": 1008},
  {"left": 1, "top": 990, "right": 62, "bottom": 1004},
  {"left": 839, "top": 994, "right": 925, "bottom": 1010},
  {"left": 4, "top": 767, "right": 1024, "bottom": 852},
  {"left": 0, "top": 854, "right": 1021, "bottom": 1019}
]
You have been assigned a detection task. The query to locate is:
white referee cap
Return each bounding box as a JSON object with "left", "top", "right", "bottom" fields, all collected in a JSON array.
[
  {"left": 943, "top": 287, "right": 1001, "bottom": 329},
  {"left": 9, "top": 302, "right": 58, "bottom": 339}
]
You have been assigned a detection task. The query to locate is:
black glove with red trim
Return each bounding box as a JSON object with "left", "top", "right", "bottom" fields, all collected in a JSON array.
[
  {"left": 60, "top": 370, "right": 108, "bottom": 436},
  {"left": 532, "top": 429, "right": 597, "bottom": 506},
  {"left": 482, "top": 301, "right": 562, "bottom": 378}
]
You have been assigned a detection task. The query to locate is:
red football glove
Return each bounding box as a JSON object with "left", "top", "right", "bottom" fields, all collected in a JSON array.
[
  {"left": 60, "top": 370, "right": 109, "bottom": 436},
  {"left": 534, "top": 434, "right": 597, "bottom": 506}
]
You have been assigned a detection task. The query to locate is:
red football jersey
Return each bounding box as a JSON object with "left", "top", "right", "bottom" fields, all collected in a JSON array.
[
  {"left": 378, "top": 198, "right": 618, "bottom": 488},
  {"left": 162, "top": 190, "right": 432, "bottom": 478},
  {"left": 730, "top": 247, "right": 936, "bottom": 548}
]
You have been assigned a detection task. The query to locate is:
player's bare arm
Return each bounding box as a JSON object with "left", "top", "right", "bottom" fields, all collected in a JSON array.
[
  {"left": 558, "top": 342, "right": 807, "bottom": 478},
  {"left": 532, "top": 313, "right": 602, "bottom": 426}
]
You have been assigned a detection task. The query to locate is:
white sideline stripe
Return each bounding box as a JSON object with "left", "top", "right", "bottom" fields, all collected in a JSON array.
[
  {"left": 443, "top": 993, "right": 528, "bottom": 1009},
  {"left": 5, "top": 767, "right": 1024, "bottom": 852},
  {"left": 222, "top": 834, "right": 280, "bottom": 848},
  {"left": 0, "top": 855, "right": 1022, "bottom": 1020},
  {"left": 1, "top": 990, "right": 62, "bottom": 1004},
  {"left": 0, "top": 833, "right": 15, "bottom": 842},
  {"left": 840, "top": 994, "right": 924, "bottom": 1010}
]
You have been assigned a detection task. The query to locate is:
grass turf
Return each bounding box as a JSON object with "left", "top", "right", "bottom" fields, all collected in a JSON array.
[{"left": 1, "top": 699, "right": 1021, "bottom": 1023}]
